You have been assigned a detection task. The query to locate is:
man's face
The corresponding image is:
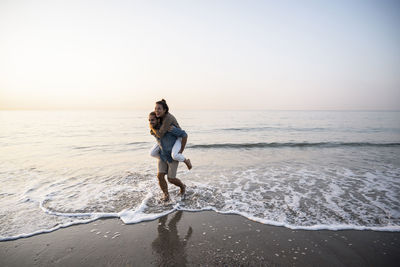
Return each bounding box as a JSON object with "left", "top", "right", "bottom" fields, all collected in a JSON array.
[{"left": 149, "top": 115, "right": 158, "bottom": 128}]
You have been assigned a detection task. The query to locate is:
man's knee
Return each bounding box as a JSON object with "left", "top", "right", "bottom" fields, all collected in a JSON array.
[
  {"left": 167, "top": 177, "right": 176, "bottom": 183},
  {"left": 157, "top": 173, "right": 166, "bottom": 180}
]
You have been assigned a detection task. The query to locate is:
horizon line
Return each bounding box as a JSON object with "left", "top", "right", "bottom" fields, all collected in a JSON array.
[{"left": 1, "top": 108, "right": 399, "bottom": 112}]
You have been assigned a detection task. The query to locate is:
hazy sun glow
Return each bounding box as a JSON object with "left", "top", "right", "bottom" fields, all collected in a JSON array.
[{"left": 1, "top": 0, "right": 399, "bottom": 110}]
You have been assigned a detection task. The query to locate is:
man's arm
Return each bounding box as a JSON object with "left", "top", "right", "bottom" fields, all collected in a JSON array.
[{"left": 179, "top": 136, "right": 188, "bottom": 153}]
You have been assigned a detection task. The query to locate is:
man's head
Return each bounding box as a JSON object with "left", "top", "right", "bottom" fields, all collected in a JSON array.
[{"left": 149, "top": 111, "right": 159, "bottom": 128}]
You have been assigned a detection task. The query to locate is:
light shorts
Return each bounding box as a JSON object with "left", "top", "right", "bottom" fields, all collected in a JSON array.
[{"left": 158, "top": 159, "right": 179, "bottom": 178}]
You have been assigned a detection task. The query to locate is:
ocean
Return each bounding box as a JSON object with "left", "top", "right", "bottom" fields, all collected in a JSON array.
[{"left": 1, "top": 110, "right": 400, "bottom": 240}]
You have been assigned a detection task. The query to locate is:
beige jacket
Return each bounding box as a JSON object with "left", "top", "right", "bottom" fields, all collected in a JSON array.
[{"left": 151, "top": 113, "right": 180, "bottom": 138}]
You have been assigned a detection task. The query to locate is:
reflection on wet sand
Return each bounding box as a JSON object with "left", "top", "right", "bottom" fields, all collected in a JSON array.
[{"left": 151, "top": 211, "right": 193, "bottom": 266}]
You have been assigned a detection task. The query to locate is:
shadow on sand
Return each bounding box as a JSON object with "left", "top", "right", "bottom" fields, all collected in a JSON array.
[{"left": 151, "top": 211, "right": 193, "bottom": 266}]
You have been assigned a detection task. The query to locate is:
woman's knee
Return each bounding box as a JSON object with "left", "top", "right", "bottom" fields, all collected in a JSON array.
[
  {"left": 172, "top": 152, "right": 185, "bottom": 162},
  {"left": 150, "top": 148, "right": 158, "bottom": 156},
  {"left": 150, "top": 145, "right": 160, "bottom": 157},
  {"left": 171, "top": 152, "right": 178, "bottom": 161}
]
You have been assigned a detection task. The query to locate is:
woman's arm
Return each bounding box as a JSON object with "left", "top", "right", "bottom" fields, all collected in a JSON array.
[{"left": 152, "top": 113, "right": 179, "bottom": 138}]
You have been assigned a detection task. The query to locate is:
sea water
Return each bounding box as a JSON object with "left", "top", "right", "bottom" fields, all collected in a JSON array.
[{"left": 1, "top": 110, "right": 400, "bottom": 240}]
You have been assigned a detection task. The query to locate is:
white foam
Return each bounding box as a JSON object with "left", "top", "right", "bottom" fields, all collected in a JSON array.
[
  {"left": 1, "top": 194, "right": 400, "bottom": 242},
  {"left": 39, "top": 199, "right": 119, "bottom": 218},
  {"left": 0, "top": 217, "right": 99, "bottom": 241},
  {"left": 2, "top": 156, "right": 400, "bottom": 241},
  {"left": 208, "top": 210, "right": 400, "bottom": 232},
  {"left": 119, "top": 192, "right": 179, "bottom": 224}
]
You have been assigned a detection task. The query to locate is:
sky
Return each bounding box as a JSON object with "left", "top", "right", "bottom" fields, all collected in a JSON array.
[{"left": 0, "top": 0, "right": 399, "bottom": 110}]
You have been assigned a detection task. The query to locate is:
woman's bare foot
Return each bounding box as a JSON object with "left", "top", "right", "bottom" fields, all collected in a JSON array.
[
  {"left": 179, "top": 184, "right": 186, "bottom": 196},
  {"left": 184, "top": 159, "right": 192, "bottom": 170}
]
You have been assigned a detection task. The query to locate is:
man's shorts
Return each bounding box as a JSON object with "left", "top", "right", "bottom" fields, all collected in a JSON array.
[{"left": 158, "top": 159, "right": 179, "bottom": 178}]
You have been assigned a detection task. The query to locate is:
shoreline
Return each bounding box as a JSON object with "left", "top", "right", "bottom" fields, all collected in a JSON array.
[{"left": 1, "top": 211, "right": 399, "bottom": 266}]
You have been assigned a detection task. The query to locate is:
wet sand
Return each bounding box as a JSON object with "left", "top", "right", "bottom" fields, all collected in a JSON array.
[{"left": 1, "top": 211, "right": 399, "bottom": 266}]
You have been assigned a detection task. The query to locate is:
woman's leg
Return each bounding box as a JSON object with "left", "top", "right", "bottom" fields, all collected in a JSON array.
[
  {"left": 150, "top": 143, "right": 160, "bottom": 159},
  {"left": 172, "top": 138, "right": 192, "bottom": 170},
  {"left": 171, "top": 138, "right": 185, "bottom": 162}
]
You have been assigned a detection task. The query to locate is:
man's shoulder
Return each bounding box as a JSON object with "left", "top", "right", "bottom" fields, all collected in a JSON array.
[
  {"left": 170, "top": 126, "right": 187, "bottom": 137},
  {"left": 160, "top": 130, "right": 174, "bottom": 139}
]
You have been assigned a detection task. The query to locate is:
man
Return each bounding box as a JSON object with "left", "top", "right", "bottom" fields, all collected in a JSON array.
[{"left": 148, "top": 112, "right": 187, "bottom": 201}]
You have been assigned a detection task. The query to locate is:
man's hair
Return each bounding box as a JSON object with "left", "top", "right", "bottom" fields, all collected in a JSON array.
[
  {"left": 155, "top": 99, "right": 169, "bottom": 114},
  {"left": 149, "top": 111, "right": 160, "bottom": 129}
]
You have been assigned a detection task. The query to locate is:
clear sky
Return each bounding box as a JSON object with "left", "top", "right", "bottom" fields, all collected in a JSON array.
[{"left": 1, "top": 0, "right": 399, "bottom": 110}]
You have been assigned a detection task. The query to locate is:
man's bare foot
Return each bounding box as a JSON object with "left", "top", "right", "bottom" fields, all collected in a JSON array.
[
  {"left": 184, "top": 159, "right": 192, "bottom": 170},
  {"left": 161, "top": 194, "right": 170, "bottom": 202},
  {"left": 179, "top": 184, "right": 186, "bottom": 196}
]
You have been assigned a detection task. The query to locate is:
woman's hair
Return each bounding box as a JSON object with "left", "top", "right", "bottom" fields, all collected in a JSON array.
[{"left": 155, "top": 99, "right": 169, "bottom": 114}]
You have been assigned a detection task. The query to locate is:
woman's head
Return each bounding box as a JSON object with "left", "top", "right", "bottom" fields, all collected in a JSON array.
[{"left": 155, "top": 99, "right": 169, "bottom": 118}]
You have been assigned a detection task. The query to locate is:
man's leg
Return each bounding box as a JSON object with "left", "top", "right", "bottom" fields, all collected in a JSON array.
[
  {"left": 167, "top": 161, "right": 186, "bottom": 195},
  {"left": 157, "top": 172, "right": 169, "bottom": 201},
  {"left": 157, "top": 159, "right": 169, "bottom": 201},
  {"left": 167, "top": 177, "right": 186, "bottom": 195}
]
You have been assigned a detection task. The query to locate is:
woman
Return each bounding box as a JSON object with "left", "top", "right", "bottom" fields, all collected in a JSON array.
[{"left": 150, "top": 99, "right": 192, "bottom": 170}]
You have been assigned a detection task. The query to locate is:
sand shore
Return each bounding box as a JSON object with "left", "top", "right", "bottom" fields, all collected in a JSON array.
[{"left": 1, "top": 211, "right": 399, "bottom": 266}]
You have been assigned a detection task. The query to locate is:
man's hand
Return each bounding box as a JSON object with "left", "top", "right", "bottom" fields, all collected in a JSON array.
[{"left": 168, "top": 125, "right": 174, "bottom": 132}]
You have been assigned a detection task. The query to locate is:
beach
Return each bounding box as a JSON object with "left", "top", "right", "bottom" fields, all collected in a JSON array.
[
  {"left": 1, "top": 211, "right": 399, "bottom": 266},
  {"left": 2, "top": 0, "right": 400, "bottom": 264},
  {"left": 1, "top": 110, "right": 399, "bottom": 266}
]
